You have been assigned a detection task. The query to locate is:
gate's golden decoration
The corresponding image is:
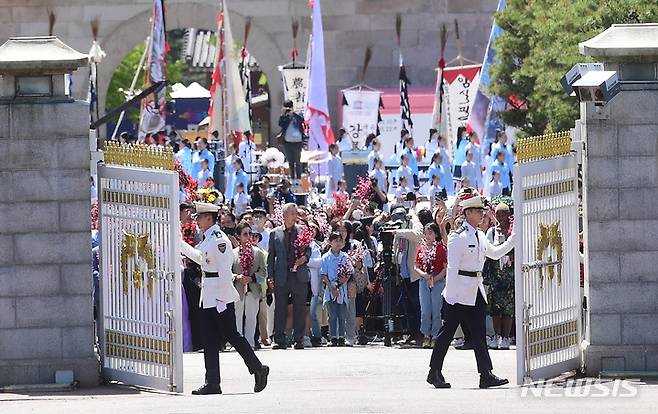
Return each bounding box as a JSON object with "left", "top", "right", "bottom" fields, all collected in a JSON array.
[
  {"left": 103, "top": 141, "right": 174, "bottom": 170},
  {"left": 516, "top": 131, "right": 572, "bottom": 163},
  {"left": 536, "top": 221, "right": 563, "bottom": 288},
  {"left": 120, "top": 230, "right": 156, "bottom": 297}
]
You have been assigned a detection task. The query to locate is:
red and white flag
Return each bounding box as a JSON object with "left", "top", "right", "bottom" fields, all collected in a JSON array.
[
  {"left": 209, "top": 0, "right": 250, "bottom": 140},
  {"left": 305, "top": 0, "right": 335, "bottom": 150},
  {"left": 208, "top": 6, "right": 224, "bottom": 137},
  {"left": 139, "top": 0, "right": 168, "bottom": 140}
]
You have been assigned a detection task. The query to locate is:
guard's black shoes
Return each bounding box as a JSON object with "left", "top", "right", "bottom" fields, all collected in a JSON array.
[
  {"left": 454, "top": 341, "right": 474, "bottom": 350},
  {"left": 426, "top": 369, "right": 451, "bottom": 389},
  {"left": 310, "top": 336, "right": 323, "bottom": 347},
  {"left": 479, "top": 370, "right": 509, "bottom": 388},
  {"left": 294, "top": 341, "right": 305, "bottom": 350},
  {"left": 272, "top": 342, "right": 288, "bottom": 350},
  {"left": 192, "top": 383, "right": 222, "bottom": 395},
  {"left": 254, "top": 365, "right": 270, "bottom": 393}
]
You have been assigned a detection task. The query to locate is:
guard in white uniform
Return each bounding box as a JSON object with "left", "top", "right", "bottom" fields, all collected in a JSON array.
[
  {"left": 180, "top": 202, "right": 269, "bottom": 395},
  {"left": 427, "top": 194, "right": 515, "bottom": 389}
]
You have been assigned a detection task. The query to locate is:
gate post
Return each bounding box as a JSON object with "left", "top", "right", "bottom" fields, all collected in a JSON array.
[
  {"left": 579, "top": 24, "right": 658, "bottom": 375},
  {"left": 0, "top": 37, "right": 98, "bottom": 386}
]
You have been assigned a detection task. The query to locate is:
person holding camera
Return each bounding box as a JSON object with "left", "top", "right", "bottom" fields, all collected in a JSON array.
[
  {"left": 392, "top": 205, "right": 435, "bottom": 347},
  {"left": 426, "top": 194, "right": 516, "bottom": 390},
  {"left": 278, "top": 100, "right": 306, "bottom": 185}
]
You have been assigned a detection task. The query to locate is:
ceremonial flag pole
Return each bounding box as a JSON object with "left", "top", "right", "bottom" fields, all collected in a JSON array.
[
  {"left": 397, "top": 14, "right": 413, "bottom": 138},
  {"left": 138, "top": 0, "right": 168, "bottom": 141},
  {"left": 305, "top": 0, "right": 335, "bottom": 153},
  {"left": 221, "top": 0, "right": 250, "bottom": 143},
  {"left": 208, "top": 1, "right": 225, "bottom": 145},
  {"left": 88, "top": 17, "right": 106, "bottom": 139},
  {"left": 239, "top": 18, "right": 253, "bottom": 131},
  {"left": 430, "top": 24, "right": 447, "bottom": 131},
  {"left": 467, "top": 0, "right": 507, "bottom": 148}
]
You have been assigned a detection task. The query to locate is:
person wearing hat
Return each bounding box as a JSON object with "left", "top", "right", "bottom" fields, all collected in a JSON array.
[
  {"left": 179, "top": 202, "right": 269, "bottom": 395},
  {"left": 426, "top": 194, "right": 516, "bottom": 389}
]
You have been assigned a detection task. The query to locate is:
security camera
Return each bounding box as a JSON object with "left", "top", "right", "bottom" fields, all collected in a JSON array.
[
  {"left": 560, "top": 63, "right": 604, "bottom": 96},
  {"left": 572, "top": 70, "right": 620, "bottom": 106}
]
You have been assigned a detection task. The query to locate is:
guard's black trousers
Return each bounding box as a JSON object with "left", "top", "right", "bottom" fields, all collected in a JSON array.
[
  {"left": 429, "top": 291, "right": 493, "bottom": 374},
  {"left": 201, "top": 302, "right": 263, "bottom": 385}
]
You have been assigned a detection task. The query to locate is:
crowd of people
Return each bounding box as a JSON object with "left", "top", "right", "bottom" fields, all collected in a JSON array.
[
  {"left": 90, "top": 106, "right": 522, "bottom": 392},
  {"left": 165, "top": 117, "right": 518, "bottom": 353}
]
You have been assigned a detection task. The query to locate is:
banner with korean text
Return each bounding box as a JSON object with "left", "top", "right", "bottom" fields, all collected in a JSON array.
[
  {"left": 279, "top": 66, "right": 308, "bottom": 114},
  {"left": 341, "top": 89, "right": 382, "bottom": 149},
  {"left": 442, "top": 64, "right": 481, "bottom": 146}
]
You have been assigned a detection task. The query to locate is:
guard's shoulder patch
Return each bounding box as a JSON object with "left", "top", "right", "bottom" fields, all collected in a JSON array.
[
  {"left": 212, "top": 230, "right": 222, "bottom": 238},
  {"left": 454, "top": 225, "right": 467, "bottom": 234}
]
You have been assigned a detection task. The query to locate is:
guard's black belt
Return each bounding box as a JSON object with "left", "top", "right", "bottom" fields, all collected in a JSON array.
[
  {"left": 203, "top": 272, "right": 219, "bottom": 278},
  {"left": 458, "top": 270, "right": 482, "bottom": 278}
]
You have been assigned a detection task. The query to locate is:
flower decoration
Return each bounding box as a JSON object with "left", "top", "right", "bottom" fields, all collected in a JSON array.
[
  {"left": 91, "top": 200, "right": 99, "bottom": 230},
  {"left": 180, "top": 222, "right": 197, "bottom": 246},
  {"left": 313, "top": 210, "right": 332, "bottom": 248},
  {"left": 175, "top": 159, "right": 200, "bottom": 202},
  {"left": 239, "top": 240, "right": 254, "bottom": 276},
  {"left": 349, "top": 242, "right": 368, "bottom": 266},
  {"left": 271, "top": 198, "right": 284, "bottom": 227},
  {"left": 332, "top": 192, "right": 349, "bottom": 219},
  {"left": 197, "top": 187, "right": 221, "bottom": 205},
  {"left": 292, "top": 225, "right": 314, "bottom": 272},
  {"left": 354, "top": 176, "right": 372, "bottom": 202}
]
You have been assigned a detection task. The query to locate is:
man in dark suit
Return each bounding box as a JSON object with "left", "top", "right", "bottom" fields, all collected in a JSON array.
[{"left": 267, "top": 203, "right": 311, "bottom": 349}]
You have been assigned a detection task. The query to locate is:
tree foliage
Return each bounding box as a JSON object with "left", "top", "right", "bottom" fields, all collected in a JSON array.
[{"left": 490, "top": 0, "right": 658, "bottom": 136}]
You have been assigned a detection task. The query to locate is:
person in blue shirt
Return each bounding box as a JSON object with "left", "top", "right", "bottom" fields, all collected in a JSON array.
[
  {"left": 464, "top": 132, "right": 482, "bottom": 173},
  {"left": 197, "top": 159, "right": 212, "bottom": 188},
  {"left": 490, "top": 130, "right": 514, "bottom": 172},
  {"left": 401, "top": 136, "right": 419, "bottom": 187},
  {"left": 321, "top": 232, "right": 353, "bottom": 347},
  {"left": 226, "top": 158, "right": 249, "bottom": 200},
  {"left": 489, "top": 151, "right": 511, "bottom": 195},
  {"left": 396, "top": 153, "right": 414, "bottom": 189},
  {"left": 191, "top": 137, "right": 215, "bottom": 179},
  {"left": 452, "top": 126, "right": 469, "bottom": 178},
  {"left": 326, "top": 143, "right": 344, "bottom": 194},
  {"left": 176, "top": 139, "right": 193, "bottom": 176},
  {"left": 427, "top": 152, "right": 451, "bottom": 196}
]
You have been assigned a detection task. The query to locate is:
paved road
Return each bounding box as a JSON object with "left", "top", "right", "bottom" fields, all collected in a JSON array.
[{"left": 1, "top": 345, "right": 656, "bottom": 413}]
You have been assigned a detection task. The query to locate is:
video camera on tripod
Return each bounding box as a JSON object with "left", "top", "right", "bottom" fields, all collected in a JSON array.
[{"left": 375, "top": 206, "right": 411, "bottom": 346}]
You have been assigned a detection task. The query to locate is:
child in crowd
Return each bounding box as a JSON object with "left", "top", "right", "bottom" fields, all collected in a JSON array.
[
  {"left": 395, "top": 176, "right": 411, "bottom": 204},
  {"left": 232, "top": 182, "right": 250, "bottom": 216},
  {"left": 321, "top": 232, "right": 352, "bottom": 347}
]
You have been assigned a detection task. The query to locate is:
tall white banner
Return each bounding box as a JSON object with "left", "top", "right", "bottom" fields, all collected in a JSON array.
[
  {"left": 279, "top": 66, "right": 308, "bottom": 114},
  {"left": 341, "top": 89, "right": 381, "bottom": 149},
  {"left": 443, "top": 64, "right": 481, "bottom": 146}
]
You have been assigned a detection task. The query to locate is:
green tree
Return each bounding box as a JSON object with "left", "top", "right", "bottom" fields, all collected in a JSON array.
[
  {"left": 490, "top": 0, "right": 658, "bottom": 136},
  {"left": 106, "top": 42, "right": 186, "bottom": 123}
]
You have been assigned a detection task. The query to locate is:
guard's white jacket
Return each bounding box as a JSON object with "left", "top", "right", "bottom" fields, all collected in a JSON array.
[
  {"left": 443, "top": 221, "right": 516, "bottom": 306},
  {"left": 179, "top": 224, "right": 240, "bottom": 309}
]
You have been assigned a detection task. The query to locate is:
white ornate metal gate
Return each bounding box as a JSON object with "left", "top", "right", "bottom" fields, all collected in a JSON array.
[
  {"left": 98, "top": 143, "right": 183, "bottom": 392},
  {"left": 513, "top": 132, "right": 583, "bottom": 385}
]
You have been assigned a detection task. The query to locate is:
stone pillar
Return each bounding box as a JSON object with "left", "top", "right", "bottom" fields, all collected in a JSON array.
[
  {"left": 579, "top": 24, "right": 658, "bottom": 374},
  {"left": 0, "top": 37, "right": 98, "bottom": 386}
]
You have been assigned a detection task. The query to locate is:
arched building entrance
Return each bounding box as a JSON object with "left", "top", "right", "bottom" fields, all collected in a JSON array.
[{"left": 97, "top": 1, "right": 286, "bottom": 140}]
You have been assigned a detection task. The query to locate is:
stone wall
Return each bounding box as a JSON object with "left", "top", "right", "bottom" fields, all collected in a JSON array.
[
  {"left": 584, "top": 85, "right": 658, "bottom": 374},
  {"left": 0, "top": 100, "right": 97, "bottom": 386},
  {"left": 0, "top": 0, "right": 496, "bottom": 138}
]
